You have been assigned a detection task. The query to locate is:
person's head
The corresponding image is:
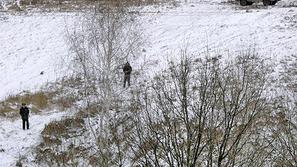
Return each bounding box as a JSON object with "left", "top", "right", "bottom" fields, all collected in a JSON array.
[
  {"left": 126, "top": 62, "right": 130, "bottom": 65},
  {"left": 21, "top": 103, "right": 26, "bottom": 106}
]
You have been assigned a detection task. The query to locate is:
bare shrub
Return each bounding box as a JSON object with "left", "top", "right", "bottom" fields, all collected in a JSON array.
[
  {"left": 129, "top": 50, "right": 271, "bottom": 167},
  {"left": 29, "top": 49, "right": 294, "bottom": 167},
  {"left": 64, "top": 3, "right": 143, "bottom": 166},
  {"left": 67, "top": 3, "right": 142, "bottom": 108},
  {"left": 16, "top": 0, "right": 173, "bottom": 11},
  {"left": 23, "top": 1, "right": 144, "bottom": 166},
  {"left": 268, "top": 54, "right": 297, "bottom": 166},
  {"left": 35, "top": 117, "right": 86, "bottom": 166},
  {"left": 41, "top": 117, "right": 84, "bottom": 137}
]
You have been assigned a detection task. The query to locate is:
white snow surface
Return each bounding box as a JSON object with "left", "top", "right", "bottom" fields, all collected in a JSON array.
[
  {"left": 141, "top": 1, "right": 297, "bottom": 74},
  {"left": 0, "top": 13, "right": 74, "bottom": 100},
  {"left": 1, "top": 1, "right": 297, "bottom": 99},
  {"left": 0, "top": 0, "right": 296, "bottom": 166},
  {"left": 0, "top": 111, "right": 69, "bottom": 167},
  {"left": 0, "top": 12, "right": 75, "bottom": 167}
]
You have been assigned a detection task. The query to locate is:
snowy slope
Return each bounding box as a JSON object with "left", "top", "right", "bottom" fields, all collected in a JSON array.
[
  {"left": 0, "top": 110, "right": 69, "bottom": 167},
  {"left": 0, "top": 13, "right": 74, "bottom": 100},
  {"left": 0, "top": 13, "right": 75, "bottom": 166},
  {"left": 1, "top": 1, "right": 296, "bottom": 99},
  {"left": 0, "top": 1, "right": 296, "bottom": 166},
  {"left": 141, "top": 1, "right": 297, "bottom": 73}
]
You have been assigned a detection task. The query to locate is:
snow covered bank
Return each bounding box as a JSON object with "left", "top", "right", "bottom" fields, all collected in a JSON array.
[
  {"left": 0, "top": 110, "right": 69, "bottom": 166},
  {"left": 0, "top": 0, "right": 296, "bottom": 166},
  {"left": 141, "top": 0, "right": 297, "bottom": 73},
  {"left": 1, "top": 1, "right": 296, "bottom": 99},
  {"left": 0, "top": 13, "right": 75, "bottom": 100}
]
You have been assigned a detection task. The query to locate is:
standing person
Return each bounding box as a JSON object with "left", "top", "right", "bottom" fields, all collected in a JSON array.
[
  {"left": 20, "top": 103, "right": 29, "bottom": 130},
  {"left": 123, "top": 62, "right": 132, "bottom": 88}
]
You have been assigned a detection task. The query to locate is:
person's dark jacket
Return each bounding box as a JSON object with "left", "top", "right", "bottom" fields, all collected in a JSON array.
[
  {"left": 20, "top": 106, "right": 29, "bottom": 120},
  {"left": 123, "top": 63, "right": 132, "bottom": 75}
]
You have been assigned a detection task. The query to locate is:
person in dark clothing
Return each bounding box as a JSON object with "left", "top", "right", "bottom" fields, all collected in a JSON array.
[
  {"left": 123, "top": 62, "right": 132, "bottom": 88},
  {"left": 20, "top": 103, "right": 29, "bottom": 130}
]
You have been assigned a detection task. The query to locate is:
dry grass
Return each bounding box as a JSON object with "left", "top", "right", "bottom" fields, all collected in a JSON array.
[
  {"left": 14, "top": 0, "right": 175, "bottom": 12},
  {"left": 41, "top": 117, "right": 84, "bottom": 137},
  {"left": 5, "top": 91, "right": 53, "bottom": 108},
  {"left": 20, "top": 0, "right": 170, "bottom": 5},
  {"left": 0, "top": 91, "right": 55, "bottom": 118},
  {"left": 0, "top": 76, "right": 82, "bottom": 118},
  {"left": 35, "top": 116, "right": 86, "bottom": 165},
  {"left": 52, "top": 96, "right": 77, "bottom": 111}
]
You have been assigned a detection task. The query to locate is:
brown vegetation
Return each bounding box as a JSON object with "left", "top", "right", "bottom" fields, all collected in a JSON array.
[{"left": 0, "top": 91, "right": 54, "bottom": 118}]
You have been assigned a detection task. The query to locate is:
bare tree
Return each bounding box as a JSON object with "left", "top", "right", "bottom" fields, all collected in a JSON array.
[
  {"left": 269, "top": 54, "right": 297, "bottom": 166},
  {"left": 66, "top": 2, "right": 143, "bottom": 166},
  {"left": 130, "top": 50, "right": 271, "bottom": 167}
]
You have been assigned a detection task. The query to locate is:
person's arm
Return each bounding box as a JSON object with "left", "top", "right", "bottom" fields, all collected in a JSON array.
[
  {"left": 26, "top": 107, "right": 29, "bottom": 116},
  {"left": 123, "top": 66, "right": 130, "bottom": 74}
]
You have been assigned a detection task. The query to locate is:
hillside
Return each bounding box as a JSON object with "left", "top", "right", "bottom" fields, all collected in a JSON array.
[
  {"left": 1, "top": 1, "right": 296, "bottom": 95},
  {"left": 0, "top": 0, "right": 296, "bottom": 166}
]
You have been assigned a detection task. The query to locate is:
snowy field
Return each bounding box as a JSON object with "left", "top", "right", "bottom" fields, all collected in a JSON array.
[
  {"left": 0, "top": 13, "right": 75, "bottom": 100},
  {"left": 0, "top": 0, "right": 297, "bottom": 166},
  {"left": 141, "top": 0, "right": 297, "bottom": 73},
  {"left": 0, "top": 111, "right": 69, "bottom": 166},
  {"left": 0, "top": 13, "right": 75, "bottom": 166},
  {"left": 0, "top": 0, "right": 297, "bottom": 99}
]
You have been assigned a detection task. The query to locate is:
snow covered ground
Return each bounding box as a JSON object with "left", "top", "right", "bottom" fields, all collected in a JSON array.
[
  {"left": 0, "top": 110, "right": 69, "bottom": 166},
  {"left": 1, "top": 1, "right": 297, "bottom": 99},
  {"left": 0, "top": 13, "right": 75, "bottom": 100},
  {"left": 141, "top": 0, "right": 297, "bottom": 73},
  {"left": 0, "top": 0, "right": 296, "bottom": 166},
  {"left": 0, "top": 12, "right": 75, "bottom": 167}
]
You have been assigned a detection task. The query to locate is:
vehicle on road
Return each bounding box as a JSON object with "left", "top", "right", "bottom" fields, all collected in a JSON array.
[{"left": 238, "top": 0, "right": 280, "bottom": 6}]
